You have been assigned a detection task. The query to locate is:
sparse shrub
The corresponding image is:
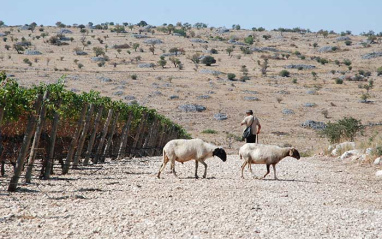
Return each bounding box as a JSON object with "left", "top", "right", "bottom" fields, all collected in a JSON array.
[
  {"left": 320, "top": 117, "right": 363, "bottom": 143},
  {"left": 201, "top": 56, "right": 216, "bottom": 66},
  {"left": 377, "top": 67, "right": 382, "bottom": 76},
  {"left": 313, "top": 43, "right": 318, "bottom": 48},
  {"left": 319, "top": 58, "right": 328, "bottom": 65},
  {"left": 345, "top": 40, "right": 352, "bottom": 46},
  {"left": 23, "top": 58, "right": 32, "bottom": 66},
  {"left": 77, "top": 63, "right": 84, "bottom": 69},
  {"left": 262, "top": 34, "right": 271, "bottom": 40},
  {"left": 321, "top": 109, "right": 329, "bottom": 118},
  {"left": 93, "top": 47, "right": 105, "bottom": 57},
  {"left": 240, "top": 46, "right": 252, "bottom": 54},
  {"left": 292, "top": 78, "right": 297, "bottom": 84},
  {"left": 132, "top": 43, "right": 140, "bottom": 52},
  {"left": 131, "top": 74, "right": 137, "bottom": 80},
  {"left": 335, "top": 78, "right": 343, "bottom": 84},
  {"left": 225, "top": 47, "right": 233, "bottom": 57},
  {"left": 343, "top": 59, "right": 352, "bottom": 66},
  {"left": 276, "top": 97, "right": 283, "bottom": 103},
  {"left": 330, "top": 70, "right": 336, "bottom": 74},
  {"left": 279, "top": 70, "right": 290, "bottom": 77},
  {"left": 4, "top": 45, "right": 10, "bottom": 50},
  {"left": 240, "top": 76, "right": 250, "bottom": 82},
  {"left": 97, "top": 61, "right": 105, "bottom": 67},
  {"left": 227, "top": 73, "right": 236, "bottom": 80},
  {"left": 244, "top": 35, "right": 254, "bottom": 45},
  {"left": 158, "top": 56, "right": 167, "bottom": 68},
  {"left": 210, "top": 48, "right": 218, "bottom": 54},
  {"left": 202, "top": 129, "right": 217, "bottom": 134}
]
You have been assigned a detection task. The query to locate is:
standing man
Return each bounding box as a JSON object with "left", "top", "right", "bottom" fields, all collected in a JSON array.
[{"left": 241, "top": 110, "right": 261, "bottom": 143}]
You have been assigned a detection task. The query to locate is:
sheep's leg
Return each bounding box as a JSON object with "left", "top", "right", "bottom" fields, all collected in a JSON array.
[
  {"left": 171, "top": 158, "right": 178, "bottom": 178},
  {"left": 1, "top": 161, "right": 4, "bottom": 177},
  {"left": 263, "top": 164, "right": 270, "bottom": 179},
  {"left": 157, "top": 155, "right": 169, "bottom": 179},
  {"left": 272, "top": 164, "right": 278, "bottom": 180},
  {"left": 241, "top": 161, "right": 247, "bottom": 179},
  {"left": 199, "top": 160, "right": 207, "bottom": 178},
  {"left": 195, "top": 160, "right": 199, "bottom": 179}
]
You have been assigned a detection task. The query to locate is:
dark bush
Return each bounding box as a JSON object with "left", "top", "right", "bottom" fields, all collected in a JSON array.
[
  {"left": 279, "top": 70, "right": 290, "bottom": 77},
  {"left": 201, "top": 56, "right": 216, "bottom": 66}
]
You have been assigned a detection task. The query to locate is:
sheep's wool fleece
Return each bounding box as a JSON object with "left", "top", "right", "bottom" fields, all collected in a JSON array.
[
  {"left": 164, "top": 138, "right": 216, "bottom": 162},
  {"left": 239, "top": 143, "right": 291, "bottom": 164}
]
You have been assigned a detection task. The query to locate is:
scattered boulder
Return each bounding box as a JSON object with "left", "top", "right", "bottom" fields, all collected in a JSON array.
[
  {"left": 361, "top": 52, "right": 382, "bottom": 60},
  {"left": 138, "top": 63, "right": 155, "bottom": 68},
  {"left": 340, "top": 150, "right": 362, "bottom": 160},
  {"left": 307, "top": 90, "right": 317, "bottom": 95},
  {"left": 24, "top": 50, "right": 42, "bottom": 55},
  {"left": 318, "top": 46, "right": 334, "bottom": 53},
  {"left": 376, "top": 170, "right": 382, "bottom": 177},
  {"left": 336, "top": 36, "right": 351, "bottom": 41},
  {"left": 244, "top": 96, "right": 259, "bottom": 101},
  {"left": 169, "top": 95, "right": 179, "bottom": 100},
  {"left": 74, "top": 50, "right": 88, "bottom": 55},
  {"left": 285, "top": 64, "right": 316, "bottom": 70},
  {"left": 227, "top": 39, "right": 246, "bottom": 45},
  {"left": 278, "top": 90, "right": 290, "bottom": 95},
  {"left": 113, "top": 91, "right": 124, "bottom": 96},
  {"left": 216, "top": 27, "right": 229, "bottom": 34},
  {"left": 243, "top": 90, "right": 258, "bottom": 95},
  {"left": 329, "top": 142, "right": 356, "bottom": 156},
  {"left": 143, "top": 39, "right": 163, "bottom": 45},
  {"left": 214, "top": 113, "right": 228, "bottom": 120},
  {"left": 301, "top": 120, "right": 326, "bottom": 130},
  {"left": 58, "top": 28, "right": 72, "bottom": 34},
  {"left": 178, "top": 104, "right": 206, "bottom": 112},
  {"left": 98, "top": 76, "right": 112, "bottom": 83},
  {"left": 124, "top": 95, "right": 136, "bottom": 101},
  {"left": 197, "top": 95, "right": 211, "bottom": 99},
  {"left": 0, "top": 33, "right": 7, "bottom": 37},
  {"left": 132, "top": 34, "right": 148, "bottom": 39},
  {"left": 304, "top": 103, "right": 317, "bottom": 107},
  {"left": 374, "top": 157, "right": 381, "bottom": 165},
  {"left": 282, "top": 109, "right": 294, "bottom": 115},
  {"left": 199, "top": 69, "right": 222, "bottom": 75},
  {"left": 91, "top": 57, "right": 107, "bottom": 62},
  {"left": 190, "top": 38, "right": 208, "bottom": 43}
]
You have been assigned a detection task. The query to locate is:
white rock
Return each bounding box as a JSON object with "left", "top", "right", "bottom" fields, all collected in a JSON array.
[
  {"left": 340, "top": 150, "right": 361, "bottom": 160},
  {"left": 331, "top": 142, "right": 356, "bottom": 156},
  {"left": 374, "top": 157, "right": 381, "bottom": 165},
  {"left": 376, "top": 170, "right": 382, "bottom": 177},
  {"left": 365, "top": 148, "right": 373, "bottom": 155}
]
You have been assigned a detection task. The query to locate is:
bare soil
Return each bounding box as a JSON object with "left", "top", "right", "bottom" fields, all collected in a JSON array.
[{"left": 1, "top": 155, "right": 381, "bottom": 238}]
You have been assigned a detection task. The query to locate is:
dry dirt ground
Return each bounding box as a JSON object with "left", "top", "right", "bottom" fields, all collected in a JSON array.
[{"left": 1, "top": 155, "right": 381, "bottom": 238}]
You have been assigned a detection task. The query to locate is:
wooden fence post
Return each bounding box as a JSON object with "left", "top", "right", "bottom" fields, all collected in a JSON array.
[
  {"left": 83, "top": 105, "right": 103, "bottom": 166},
  {"left": 93, "top": 109, "right": 113, "bottom": 164},
  {"left": 130, "top": 112, "right": 147, "bottom": 157},
  {"left": 144, "top": 119, "right": 159, "bottom": 156},
  {"left": 62, "top": 103, "right": 88, "bottom": 174},
  {"left": 117, "top": 112, "right": 133, "bottom": 160},
  {"left": 155, "top": 124, "right": 167, "bottom": 155},
  {"left": 8, "top": 94, "right": 43, "bottom": 192},
  {"left": 43, "top": 101, "right": 60, "bottom": 180},
  {"left": 73, "top": 104, "right": 94, "bottom": 168},
  {"left": 0, "top": 106, "right": 5, "bottom": 176},
  {"left": 25, "top": 90, "right": 49, "bottom": 183},
  {"left": 102, "top": 111, "right": 120, "bottom": 162}
]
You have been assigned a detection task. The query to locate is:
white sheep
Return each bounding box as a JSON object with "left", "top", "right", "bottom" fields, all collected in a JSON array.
[
  {"left": 239, "top": 143, "right": 300, "bottom": 179},
  {"left": 157, "top": 138, "right": 227, "bottom": 179}
]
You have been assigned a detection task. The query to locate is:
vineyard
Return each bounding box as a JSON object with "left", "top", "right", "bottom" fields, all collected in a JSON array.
[{"left": 0, "top": 71, "right": 190, "bottom": 192}]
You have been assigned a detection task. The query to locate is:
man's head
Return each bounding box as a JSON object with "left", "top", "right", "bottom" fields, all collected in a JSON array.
[{"left": 246, "top": 110, "right": 253, "bottom": 115}]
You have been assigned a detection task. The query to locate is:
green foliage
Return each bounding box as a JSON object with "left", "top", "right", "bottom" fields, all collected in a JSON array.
[
  {"left": 345, "top": 40, "right": 352, "bottom": 46},
  {"left": 279, "top": 70, "right": 290, "bottom": 77},
  {"left": 244, "top": 35, "right": 254, "bottom": 45},
  {"left": 335, "top": 78, "right": 343, "bottom": 84},
  {"left": 226, "top": 47, "right": 233, "bottom": 56},
  {"left": 227, "top": 73, "right": 236, "bottom": 80},
  {"left": 93, "top": 47, "right": 105, "bottom": 57},
  {"left": 343, "top": 59, "right": 352, "bottom": 66},
  {"left": 377, "top": 67, "right": 382, "bottom": 76},
  {"left": 202, "top": 129, "right": 217, "bottom": 134},
  {"left": 201, "top": 56, "right": 216, "bottom": 66},
  {"left": 158, "top": 56, "right": 167, "bottom": 68},
  {"left": 320, "top": 117, "right": 363, "bottom": 143}
]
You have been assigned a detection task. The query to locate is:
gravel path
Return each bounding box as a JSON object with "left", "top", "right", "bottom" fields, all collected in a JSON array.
[{"left": 1, "top": 155, "right": 381, "bottom": 238}]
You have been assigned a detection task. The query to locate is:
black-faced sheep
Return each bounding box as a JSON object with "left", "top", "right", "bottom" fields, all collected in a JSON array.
[
  {"left": 157, "top": 138, "right": 227, "bottom": 179},
  {"left": 239, "top": 143, "right": 300, "bottom": 179}
]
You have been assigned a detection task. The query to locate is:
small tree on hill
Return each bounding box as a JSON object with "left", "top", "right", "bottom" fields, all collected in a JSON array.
[
  {"left": 226, "top": 47, "right": 234, "bottom": 56},
  {"left": 202, "top": 56, "right": 216, "bottom": 66},
  {"left": 158, "top": 56, "right": 167, "bottom": 68},
  {"left": 93, "top": 47, "right": 105, "bottom": 57}
]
